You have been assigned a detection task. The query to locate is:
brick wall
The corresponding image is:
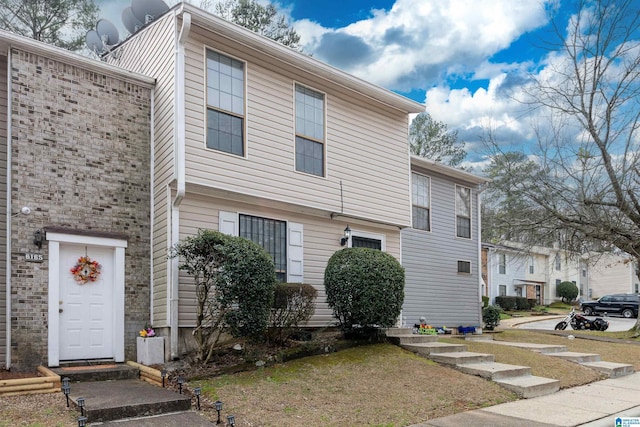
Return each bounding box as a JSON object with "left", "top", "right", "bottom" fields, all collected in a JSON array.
[{"left": 9, "top": 49, "right": 152, "bottom": 369}]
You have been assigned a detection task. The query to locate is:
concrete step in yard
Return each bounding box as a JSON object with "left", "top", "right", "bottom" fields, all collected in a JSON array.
[
  {"left": 400, "top": 342, "right": 467, "bottom": 356},
  {"left": 579, "top": 361, "right": 635, "bottom": 378},
  {"left": 52, "top": 363, "right": 139, "bottom": 383},
  {"left": 494, "top": 375, "right": 560, "bottom": 399},
  {"left": 428, "top": 351, "right": 495, "bottom": 365},
  {"left": 548, "top": 351, "right": 601, "bottom": 363},
  {"left": 477, "top": 340, "right": 568, "bottom": 354},
  {"left": 456, "top": 362, "right": 531, "bottom": 380},
  {"left": 388, "top": 334, "right": 440, "bottom": 345}
]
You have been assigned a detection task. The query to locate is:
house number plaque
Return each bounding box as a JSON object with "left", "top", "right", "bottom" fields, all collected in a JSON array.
[{"left": 25, "top": 253, "right": 44, "bottom": 262}]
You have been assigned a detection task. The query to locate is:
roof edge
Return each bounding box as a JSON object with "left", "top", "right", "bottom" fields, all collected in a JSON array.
[
  {"left": 411, "top": 155, "right": 490, "bottom": 184},
  {"left": 0, "top": 29, "right": 155, "bottom": 87}
]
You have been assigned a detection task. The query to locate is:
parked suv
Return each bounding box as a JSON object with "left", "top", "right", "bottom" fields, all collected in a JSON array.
[{"left": 581, "top": 294, "right": 639, "bottom": 318}]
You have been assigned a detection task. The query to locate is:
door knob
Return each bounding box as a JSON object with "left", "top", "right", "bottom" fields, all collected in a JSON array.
[{"left": 59, "top": 308, "right": 63, "bottom": 313}]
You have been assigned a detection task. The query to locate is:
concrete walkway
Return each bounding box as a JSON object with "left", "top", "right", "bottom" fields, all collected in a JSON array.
[{"left": 411, "top": 371, "right": 640, "bottom": 426}]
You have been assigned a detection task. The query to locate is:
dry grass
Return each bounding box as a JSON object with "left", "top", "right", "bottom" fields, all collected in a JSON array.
[
  {"left": 194, "top": 344, "right": 517, "bottom": 427},
  {"left": 2, "top": 329, "right": 640, "bottom": 427}
]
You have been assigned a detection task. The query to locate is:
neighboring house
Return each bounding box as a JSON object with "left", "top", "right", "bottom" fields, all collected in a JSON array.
[
  {"left": 401, "top": 156, "right": 489, "bottom": 328},
  {"left": 587, "top": 252, "right": 640, "bottom": 299},
  {"left": 107, "top": 3, "right": 424, "bottom": 359},
  {"left": 0, "top": 30, "right": 154, "bottom": 369},
  {"left": 483, "top": 242, "right": 599, "bottom": 306},
  {"left": 483, "top": 243, "right": 548, "bottom": 305}
]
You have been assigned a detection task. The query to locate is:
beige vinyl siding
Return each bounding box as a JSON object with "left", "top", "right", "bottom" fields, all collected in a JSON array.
[
  {"left": 176, "top": 192, "right": 400, "bottom": 327},
  {"left": 108, "top": 15, "right": 176, "bottom": 326},
  {"left": 183, "top": 26, "right": 411, "bottom": 227},
  {"left": 0, "top": 54, "right": 7, "bottom": 365}
]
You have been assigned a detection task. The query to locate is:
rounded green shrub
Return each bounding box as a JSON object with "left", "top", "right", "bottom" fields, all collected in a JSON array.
[
  {"left": 482, "top": 305, "right": 501, "bottom": 330},
  {"left": 324, "top": 248, "right": 405, "bottom": 332},
  {"left": 557, "top": 281, "right": 579, "bottom": 303}
]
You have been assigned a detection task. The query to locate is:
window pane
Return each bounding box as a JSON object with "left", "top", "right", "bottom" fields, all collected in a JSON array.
[
  {"left": 295, "top": 84, "right": 324, "bottom": 141},
  {"left": 412, "top": 173, "right": 429, "bottom": 208},
  {"left": 295, "top": 136, "right": 323, "bottom": 176},
  {"left": 412, "top": 206, "right": 430, "bottom": 231},
  {"left": 352, "top": 236, "right": 382, "bottom": 250},
  {"left": 456, "top": 216, "right": 471, "bottom": 238},
  {"left": 239, "top": 215, "right": 287, "bottom": 281},
  {"left": 207, "top": 109, "right": 244, "bottom": 156},
  {"left": 456, "top": 186, "right": 471, "bottom": 217},
  {"left": 458, "top": 261, "right": 471, "bottom": 274}
]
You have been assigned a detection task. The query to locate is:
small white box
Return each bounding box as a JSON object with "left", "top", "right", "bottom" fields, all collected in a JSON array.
[{"left": 137, "top": 336, "right": 165, "bottom": 365}]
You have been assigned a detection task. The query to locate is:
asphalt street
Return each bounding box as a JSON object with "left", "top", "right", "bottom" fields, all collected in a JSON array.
[{"left": 516, "top": 315, "right": 636, "bottom": 332}]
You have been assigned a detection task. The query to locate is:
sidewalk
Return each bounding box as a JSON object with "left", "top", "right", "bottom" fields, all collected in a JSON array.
[
  {"left": 411, "top": 371, "right": 640, "bottom": 426},
  {"left": 410, "top": 315, "right": 640, "bottom": 426}
]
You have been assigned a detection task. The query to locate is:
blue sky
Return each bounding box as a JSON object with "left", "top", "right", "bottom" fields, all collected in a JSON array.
[{"left": 95, "top": 0, "right": 577, "bottom": 170}]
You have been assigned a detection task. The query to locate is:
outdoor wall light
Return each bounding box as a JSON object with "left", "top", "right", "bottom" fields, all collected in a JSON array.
[
  {"left": 77, "top": 416, "right": 88, "bottom": 427},
  {"left": 76, "top": 397, "right": 85, "bottom": 417},
  {"left": 340, "top": 225, "right": 351, "bottom": 246},
  {"left": 161, "top": 369, "right": 167, "bottom": 388},
  {"left": 194, "top": 387, "right": 201, "bottom": 410},
  {"left": 62, "top": 385, "right": 71, "bottom": 408},
  {"left": 215, "top": 400, "right": 223, "bottom": 424},
  {"left": 227, "top": 414, "right": 236, "bottom": 426},
  {"left": 177, "top": 376, "right": 185, "bottom": 394},
  {"left": 33, "top": 229, "right": 44, "bottom": 249}
]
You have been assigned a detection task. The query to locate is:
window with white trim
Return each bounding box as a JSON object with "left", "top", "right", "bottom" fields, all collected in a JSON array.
[
  {"left": 295, "top": 84, "right": 325, "bottom": 176},
  {"left": 206, "top": 50, "right": 245, "bottom": 156},
  {"left": 239, "top": 214, "right": 287, "bottom": 282},
  {"left": 412, "top": 172, "right": 430, "bottom": 231},
  {"left": 498, "top": 253, "right": 506, "bottom": 274},
  {"left": 499, "top": 285, "right": 506, "bottom": 296},
  {"left": 457, "top": 260, "right": 471, "bottom": 274},
  {"left": 554, "top": 253, "right": 561, "bottom": 271},
  {"left": 455, "top": 185, "right": 471, "bottom": 238},
  {"left": 529, "top": 256, "right": 535, "bottom": 274}
]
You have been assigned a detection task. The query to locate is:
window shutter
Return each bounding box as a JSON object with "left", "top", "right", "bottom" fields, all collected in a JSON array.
[
  {"left": 219, "top": 211, "right": 238, "bottom": 236},
  {"left": 287, "top": 222, "right": 303, "bottom": 283}
]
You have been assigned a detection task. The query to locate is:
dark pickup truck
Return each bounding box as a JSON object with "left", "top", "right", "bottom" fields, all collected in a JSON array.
[{"left": 580, "top": 294, "right": 639, "bottom": 318}]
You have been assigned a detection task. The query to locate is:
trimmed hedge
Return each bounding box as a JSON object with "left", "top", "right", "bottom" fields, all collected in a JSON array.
[
  {"left": 324, "top": 248, "right": 404, "bottom": 332},
  {"left": 482, "top": 305, "right": 501, "bottom": 330},
  {"left": 494, "top": 296, "right": 536, "bottom": 311}
]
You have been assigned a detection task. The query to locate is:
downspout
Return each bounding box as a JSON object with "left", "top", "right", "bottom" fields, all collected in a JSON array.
[
  {"left": 5, "top": 48, "right": 12, "bottom": 370},
  {"left": 476, "top": 187, "right": 484, "bottom": 326},
  {"left": 149, "top": 88, "right": 155, "bottom": 325},
  {"left": 169, "top": 9, "right": 191, "bottom": 360}
]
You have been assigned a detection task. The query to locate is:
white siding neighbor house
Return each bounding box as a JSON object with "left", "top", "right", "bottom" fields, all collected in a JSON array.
[{"left": 587, "top": 252, "right": 640, "bottom": 299}]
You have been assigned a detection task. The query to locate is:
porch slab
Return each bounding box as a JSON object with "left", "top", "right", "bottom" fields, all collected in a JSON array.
[{"left": 68, "top": 379, "right": 191, "bottom": 423}]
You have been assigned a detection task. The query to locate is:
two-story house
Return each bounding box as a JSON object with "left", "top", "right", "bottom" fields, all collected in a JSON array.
[
  {"left": 586, "top": 252, "right": 639, "bottom": 299},
  {"left": 106, "top": 3, "right": 424, "bottom": 359},
  {"left": 0, "top": 30, "right": 154, "bottom": 369},
  {"left": 402, "top": 156, "right": 489, "bottom": 327}
]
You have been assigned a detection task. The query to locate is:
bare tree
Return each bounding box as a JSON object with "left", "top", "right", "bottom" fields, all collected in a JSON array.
[
  {"left": 0, "top": 0, "right": 98, "bottom": 51},
  {"left": 485, "top": 0, "right": 640, "bottom": 332}
]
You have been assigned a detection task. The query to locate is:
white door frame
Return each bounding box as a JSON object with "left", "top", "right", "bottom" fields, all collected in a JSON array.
[{"left": 47, "top": 232, "right": 127, "bottom": 367}]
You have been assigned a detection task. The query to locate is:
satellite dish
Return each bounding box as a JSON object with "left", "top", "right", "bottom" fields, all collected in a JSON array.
[
  {"left": 96, "top": 19, "right": 120, "bottom": 46},
  {"left": 122, "top": 6, "right": 143, "bottom": 35},
  {"left": 131, "top": 0, "right": 169, "bottom": 25},
  {"left": 85, "top": 30, "right": 104, "bottom": 54}
]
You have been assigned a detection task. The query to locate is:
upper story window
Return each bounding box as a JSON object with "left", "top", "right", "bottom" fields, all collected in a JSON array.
[
  {"left": 498, "top": 253, "right": 506, "bottom": 274},
  {"left": 529, "top": 256, "right": 535, "bottom": 274},
  {"left": 295, "top": 84, "right": 325, "bottom": 176},
  {"left": 554, "top": 253, "right": 561, "bottom": 271},
  {"left": 206, "top": 50, "right": 245, "bottom": 156},
  {"left": 412, "top": 173, "right": 430, "bottom": 231},
  {"left": 457, "top": 260, "right": 471, "bottom": 274},
  {"left": 455, "top": 185, "right": 471, "bottom": 238}
]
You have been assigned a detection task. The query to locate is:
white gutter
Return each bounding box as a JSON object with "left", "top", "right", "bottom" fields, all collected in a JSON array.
[
  {"left": 169, "top": 9, "right": 191, "bottom": 360},
  {"left": 149, "top": 88, "right": 156, "bottom": 325},
  {"left": 476, "top": 187, "right": 484, "bottom": 326},
  {"left": 5, "top": 48, "right": 12, "bottom": 369}
]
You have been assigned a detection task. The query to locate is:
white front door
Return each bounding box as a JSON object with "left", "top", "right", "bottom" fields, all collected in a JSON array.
[
  {"left": 59, "top": 244, "right": 114, "bottom": 360},
  {"left": 47, "top": 232, "right": 127, "bottom": 367}
]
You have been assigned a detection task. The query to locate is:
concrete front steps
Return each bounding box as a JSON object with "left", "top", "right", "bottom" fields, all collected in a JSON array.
[
  {"left": 472, "top": 337, "right": 635, "bottom": 378},
  {"left": 51, "top": 362, "right": 213, "bottom": 426},
  {"left": 384, "top": 328, "right": 559, "bottom": 398}
]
